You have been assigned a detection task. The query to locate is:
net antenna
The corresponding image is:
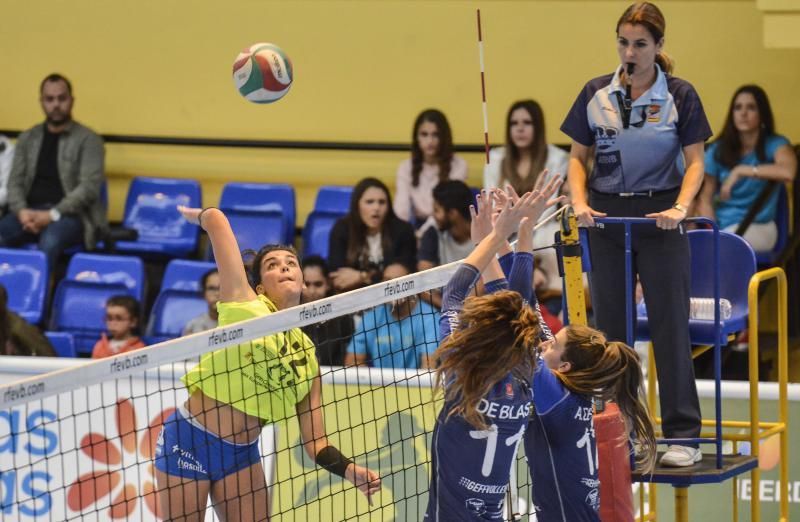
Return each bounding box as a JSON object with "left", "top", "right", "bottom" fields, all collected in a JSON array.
[{"left": 476, "top": 9, "right": 491, "bottom": 165}]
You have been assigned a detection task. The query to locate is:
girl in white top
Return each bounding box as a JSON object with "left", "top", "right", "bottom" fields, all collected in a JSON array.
[
  {"left": 394, "top": 109, "right": 468, "bottom": 226},
  {"left": 484, "top": 99, "right": 570, "bottom": 293}
]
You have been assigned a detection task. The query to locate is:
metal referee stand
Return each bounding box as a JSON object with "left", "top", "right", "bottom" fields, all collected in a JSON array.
[{"left": 557, "top": 209, "right": 789, "bottom": 522}]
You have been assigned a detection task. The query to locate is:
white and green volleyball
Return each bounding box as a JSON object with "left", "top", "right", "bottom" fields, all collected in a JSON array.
[{"left": 232, "top": 43, "right": 293, "bottom": 104}]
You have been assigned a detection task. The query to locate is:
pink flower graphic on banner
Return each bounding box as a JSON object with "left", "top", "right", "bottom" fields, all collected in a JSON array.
[{"left": 66, "top": 398, "right": 175, "bottom": 519}]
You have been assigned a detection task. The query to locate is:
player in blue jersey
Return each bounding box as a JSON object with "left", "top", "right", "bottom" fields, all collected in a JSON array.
[
  {"left": 524, "top": 325, "right": 656, "bottom": 521},
  {"left": 424, "top": 176, "right": 564, "bottom": 521}
]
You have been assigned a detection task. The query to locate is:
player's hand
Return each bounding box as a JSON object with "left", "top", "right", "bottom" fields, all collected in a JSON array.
[
  {"left": 470, "top": 189, "right": 495, "bottom": 244},
  {"left": 177, "top": 205, "right": 203, "bottom": 225},
  {"left": 345, "top": 464, "right": 381, "bottom": 505},
  {"left": 572, "top": 201, "right": 606, "bottom": 227},
  {"left": 645, "top": 207, "right": 686, "bottom": 230}
]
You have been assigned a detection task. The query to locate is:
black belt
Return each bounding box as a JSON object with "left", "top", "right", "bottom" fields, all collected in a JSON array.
[{"left": 590, "top": 187, "right": 679, "bottom": 198}]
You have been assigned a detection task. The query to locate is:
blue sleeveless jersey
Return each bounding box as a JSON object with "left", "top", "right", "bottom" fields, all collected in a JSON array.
[
  {"left": 524, "top": 360, "right": 600, "bottom": 521},
  {"left": 425, "top": 258, "right": 535, "bottom": 521},
  {"left": 426, "top": 375, "right": 532, "bottom": 521}
]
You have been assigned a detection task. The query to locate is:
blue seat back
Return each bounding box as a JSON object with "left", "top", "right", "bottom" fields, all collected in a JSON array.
[
  {"left": 219, "top": 183, "right": 295, "bottom": 244},
  {"left": 50, "top": 280, "right": 134, "bottom": 354},
  {"left": 45, "top": 331, "right": 77, "bottom": 357},
  {"left": 66, "top": 253, "right": 145, "bottom": 302},
  {"left": 0, "top": 248, "right": 48, "bottom": 324},
  {"left": 120, "top": 177, "right": 201, "bottom": 253},
  {"left": 314, "top": 186, "right": 353, "bottom": 214},
  {"left": 206, "top": 210, "right": 285, "bottom": 260},
  {"left": 148, "top": 289, "right": 209, "bottom": 340},
  {"left": 162, "top": 259, "right": 217, "bottom": 291},
  {"left": 302, "top": 211, "right": 343, "bottom": 259},
  {"left": 689, "top": 230, "right": 756, "bottom": 321}
]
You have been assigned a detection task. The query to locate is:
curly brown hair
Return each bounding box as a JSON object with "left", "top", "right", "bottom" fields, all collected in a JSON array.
[
  {"left": 558, "top": 325, "right": 657, "bottom": 472},
  {"left": 434, "top": 290, "right": 541, "bottom": 430}
]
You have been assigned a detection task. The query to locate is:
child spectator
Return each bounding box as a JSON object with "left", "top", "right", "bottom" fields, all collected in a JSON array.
[
  {"left": 300, "top": 255, "right": 354, "bottom": 366},
  {"left": 182, "top": 268, "right": 220, "bottom": 335},
  {"left": 91, "top": 295, "right": 145, "bottom": 358}
]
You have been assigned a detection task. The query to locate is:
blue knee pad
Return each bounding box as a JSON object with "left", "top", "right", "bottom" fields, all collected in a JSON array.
[{"left": 154, "top": 407, "right": 261, "bottom": 482}]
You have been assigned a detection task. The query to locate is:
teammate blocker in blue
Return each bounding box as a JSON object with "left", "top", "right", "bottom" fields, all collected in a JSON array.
[
  {"left": 524, "top": 325, "right": 656, "bottom": 521},
  {"left": 425, "top": 176, "right": 565, "bottom": 521}
]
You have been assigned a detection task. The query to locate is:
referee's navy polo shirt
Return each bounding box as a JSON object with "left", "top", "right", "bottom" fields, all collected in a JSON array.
[{"left": 561, "top": 64, "right": 712, "bottom": 194}]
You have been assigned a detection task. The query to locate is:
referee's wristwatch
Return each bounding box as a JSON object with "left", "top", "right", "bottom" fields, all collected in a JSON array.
[
  {"left": 671, "top": 203, "right": 688, "bottom": 215},
  {"left": 49, "top": 208, "right": 62, "bottom": 222}
]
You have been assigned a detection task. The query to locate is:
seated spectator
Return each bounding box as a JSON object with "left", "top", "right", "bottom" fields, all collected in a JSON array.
[
  {"left": 394, "top": 109, "right": 467, "bottom": 228},
  {"left": 92, "top": 295, "right": 145, "bottom": 358},
  {"left": 328, "top": 178, "right": 417, "bottom": 292},
  {"left": 300, "top": 255, "right": 354, "bottom": 366},
  {"left": 0, "top": 284, "right": 56, "bottom": 356},
  {"left": 0, "top": 74, "right": 107, "bottom": 268},
  {"left": 0, "top": 134, "right": 14, "bottom": 215},
  {"left": 344, "top": 263, "right": 439, "bottom": 369},
  {"left": 696, "top": 85, "right": 796, "bottom": 252},
  {"left": 418, "top": 180, "right": 474, "bottom": 308},
  {"left": 484, "top": 100, "right": 568, "bottom": 293},
  {"left": 182, "top": 268, "right": 220, "bottom": 335}
]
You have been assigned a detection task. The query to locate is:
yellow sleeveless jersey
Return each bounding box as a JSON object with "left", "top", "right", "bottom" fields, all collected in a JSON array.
[{"left": 182, "top": 294, "right": 319, "bottom": 423}]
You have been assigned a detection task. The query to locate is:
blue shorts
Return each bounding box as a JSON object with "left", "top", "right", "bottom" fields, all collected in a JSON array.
[{"left": 154, "top": 406, "right": 261, "bottom": 482}]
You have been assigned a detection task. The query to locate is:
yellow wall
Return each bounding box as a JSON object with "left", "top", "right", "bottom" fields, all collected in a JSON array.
[{"left": 2, "top": 1, "right": 799, "bottom": 224}]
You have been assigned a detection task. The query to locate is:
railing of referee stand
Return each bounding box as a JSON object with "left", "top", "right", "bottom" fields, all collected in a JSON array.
[{"left": 557, "top": 212, "right": 789, "bottom": 522}]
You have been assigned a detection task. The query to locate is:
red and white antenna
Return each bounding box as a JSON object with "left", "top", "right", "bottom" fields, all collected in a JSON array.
[{"left": 476, "top": 9, "right": 490, "bottom": 164}]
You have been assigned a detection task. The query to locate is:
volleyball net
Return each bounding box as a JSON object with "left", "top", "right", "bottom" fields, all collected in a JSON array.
[{"left": 0, "top": 258, "right": 539, "bottom": 521}]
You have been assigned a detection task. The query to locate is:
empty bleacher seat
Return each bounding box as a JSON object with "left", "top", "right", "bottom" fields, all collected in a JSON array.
[
  {"left": 114, "top": 177, "right": 202, "bottom": 258},
  {"left": 302, "top": 211, "right": 342, "bottom": 260},
  {"left": 161, "top": 259, "right": 216, "bottom": 291},
  {"left": 207, "top": 209, "right": 285, "bottom": 260},
  {"left": 313, "top": 185, "right": 353, "bottom": 214},
  {"left": 301, "top": 185, "right": 354, "bottom": 260},
  {"left": 0, "top": 248, "right": 48, "bottom": 324},
  {"left": 66, "top": 252, "right": 145, "bottom": 302},
  {"left": 219, "top": 182, "right": 296, "bottom": 245},
  {"left": 146, "top": 289, "right": 209, "bottom": 344},
  {"left": 45, "top": 331, "right": 77, "bottom": 358},
  {"left": 50, "top": 279, "right": 134, "bottom": 355}
]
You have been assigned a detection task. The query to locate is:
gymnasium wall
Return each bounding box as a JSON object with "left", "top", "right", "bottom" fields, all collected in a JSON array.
[{"left": 2, "top": 0, "right": 799, "bottom": 224}]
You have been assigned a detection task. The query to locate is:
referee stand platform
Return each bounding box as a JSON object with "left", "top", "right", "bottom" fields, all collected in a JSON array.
[{"left": 557, "top": 210, "right": 789, "bottom": 522}]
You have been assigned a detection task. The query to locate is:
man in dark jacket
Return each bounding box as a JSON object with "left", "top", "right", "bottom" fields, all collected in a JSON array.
[{"left": 0, "top": 73, "right": 107, "bottom": 268}]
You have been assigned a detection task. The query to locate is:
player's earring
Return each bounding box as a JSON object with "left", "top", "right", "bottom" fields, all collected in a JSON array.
[{"left": 256, "top": 284, "right": 265, "bottom": 294}]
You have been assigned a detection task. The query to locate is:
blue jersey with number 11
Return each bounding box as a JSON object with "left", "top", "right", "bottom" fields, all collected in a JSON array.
[{"left": 425, "top": 257, "right": 535, "bottom": 521}]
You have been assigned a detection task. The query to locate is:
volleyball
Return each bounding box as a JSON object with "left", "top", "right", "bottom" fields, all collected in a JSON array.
[{"left": 232, "top": 43, "right": 293, "bottom": 104}]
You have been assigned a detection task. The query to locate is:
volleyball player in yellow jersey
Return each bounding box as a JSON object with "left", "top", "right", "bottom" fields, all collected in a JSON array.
[{"left": 154, "top": 206, "right": 381, "bottom": 522}]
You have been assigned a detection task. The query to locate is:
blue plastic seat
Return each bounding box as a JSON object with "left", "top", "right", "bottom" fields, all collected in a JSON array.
[
  {"left": 302, "top": 211, "right": 343, "bottom": 259},
  {"left": 219, "top": 183, "right": 295, "bottom": 245},
  {"left": 50, "top": 280, "right": 134, "bottom": 355},
  {"left": 0, "top": 248, "right": 48, "bottom": 324},
  {"left": 637, "top": 230, "right": 756, "bottom": 346},
  {"left": 162, "top": 259, "right": 216, "bottom": 292},
  {"left": 147, "top": 289, "right": 210, "bottom": 343},
  {"left": 66, "top": 253, "right": 146, "bottom": 302},
  {"left": 45, "top": 331, "right": 77, "bottom": 358},
  {"left": 206, "top": 209, "right": 285, "bottom": 260},
  {"left": 114, "top": 177, "right": 202, "bottom": 257},
  {"left": 313, "top": 186, "right": 353, "bottom": 214},
  {"left": 755, "top": 184, "right": 789, "bottom": 267}
]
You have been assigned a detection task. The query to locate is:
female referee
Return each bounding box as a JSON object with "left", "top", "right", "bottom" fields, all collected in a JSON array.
[
  {"left": 424, "top": 177, "right": 564, "bottom": 521},
  {"left": 562, "top": 1, "right": 712, "bottom": 467},
  {"left": 154, "top": 206, "right": 380, "bottom": 521}
]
